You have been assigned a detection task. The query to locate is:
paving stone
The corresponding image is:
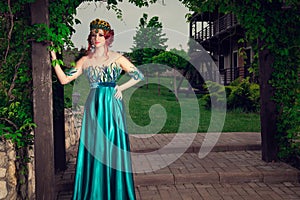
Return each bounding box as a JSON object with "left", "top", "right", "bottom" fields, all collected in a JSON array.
[
  {"left": 219, "top": 171, "right": 263, "bottom": 183},
  {"left": 56, "top": 132, "right": 300, "bottom": 200},
  {"left": 134, "top": 173, "right": 174, "bottom": 186},
  {"left": 130, "top": 132, "right": 261, "bottom": 153},
  {"left": 263, "top": 170, "right": 299, "bottom": 183},
  {"left": 175, "top": 172, "right": 219, "bottom": 184},
  {"left": 158, "top": 189, "right": 172, "bottom": 199},
  {"left": 232, "top": 185, "right": 248, "bottom": 196}
]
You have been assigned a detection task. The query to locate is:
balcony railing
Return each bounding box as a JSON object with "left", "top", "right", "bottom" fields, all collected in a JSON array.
[
  {"left": 200, "top": 64, "right": 253, "bottom": 85},
  {"left": 194, "top": 14, "right": 238, "bottom": 42}
]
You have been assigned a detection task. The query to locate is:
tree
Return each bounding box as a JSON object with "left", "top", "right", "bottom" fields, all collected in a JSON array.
[
  {"left": 1, "top": 0, "right": 299, "bottom": 198},
  {"left": 1, "top": 1, "right": 166, "bottom": 199},
  {"left": 130, "top": 13, "right": 168, "bottom": 65},
  {"left": 1, "top": 1, "right": 166, "bottom": 198},
  {"left": 179, "top": 0, "right": 300, "bottom": 162},
  {"left": 152, "top": 48, "right": 189, "bottom": 97},
  {"left": 130, "top": 13, "right": 168, "bottom": 89}
]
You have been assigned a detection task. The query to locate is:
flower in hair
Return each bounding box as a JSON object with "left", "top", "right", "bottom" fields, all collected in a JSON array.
[{"left": 90, "top": 19, "right": 111, "bottom": 31}]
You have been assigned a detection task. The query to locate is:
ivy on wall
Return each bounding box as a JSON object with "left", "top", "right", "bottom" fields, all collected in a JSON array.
[
  {"left": 1, "top": 1, "right": 35, "bottom": 197},
  {"left": 0, "top": 0, "right": 158, "bottom": 198},
  {"left": 0, "top": 0, "right": 299, "bottom": 198},
  {"left": 179, "top": 0, "right": 300, "bottom": 160}
]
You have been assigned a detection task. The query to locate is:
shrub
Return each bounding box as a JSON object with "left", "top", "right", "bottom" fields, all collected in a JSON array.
[
  {"left": 202, "top": 78, "right": 260, "bottom": 112},
  {"left": 227, "top": 78, "right": 260, "bottom": 112},
  {"left": 202, "top": 81, "right": 227, "bottom": 109}
]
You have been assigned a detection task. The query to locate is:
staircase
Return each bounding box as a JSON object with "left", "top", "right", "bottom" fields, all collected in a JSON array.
[{"left": 55, "top": 132, "right": 300, "bottom": 199}]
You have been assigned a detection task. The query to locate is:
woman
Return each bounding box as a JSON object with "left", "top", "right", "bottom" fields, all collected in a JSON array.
[{"left": 51, "top": 19, "right": 143, "bottom": 200}]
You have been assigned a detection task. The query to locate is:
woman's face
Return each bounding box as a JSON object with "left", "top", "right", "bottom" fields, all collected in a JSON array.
[{"left": 91, "top": 29, "right": 105, "bottom": 47}]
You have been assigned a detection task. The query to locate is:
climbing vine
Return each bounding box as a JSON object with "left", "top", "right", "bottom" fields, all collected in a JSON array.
[
  {"left": 1, "top": 1, "right": 35, "bottom": 197},
  {"left": 179, "top": 0, "right": 300, "bottom": 160},
  {"left": 0, "top": 0, "right": 160, "bottom": 198},
  {"left": 1, "top": 0, "right": 299, "bottom": 198}
]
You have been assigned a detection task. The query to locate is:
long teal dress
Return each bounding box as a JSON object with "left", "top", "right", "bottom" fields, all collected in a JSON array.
[{"left": 72, "top": 61, "right": 143, "bottom": 200}]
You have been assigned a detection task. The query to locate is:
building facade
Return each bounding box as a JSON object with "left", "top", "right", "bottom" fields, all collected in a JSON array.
[{"left": 189, "top": 11, "right": 253, "bottom": 85}]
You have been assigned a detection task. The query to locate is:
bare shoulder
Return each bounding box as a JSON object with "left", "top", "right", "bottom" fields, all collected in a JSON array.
[
  {"left": 115, "top": 55, "right": 136, "bottom": 72},
  {"left": 78, "top": 55, "right": 88, "bottom": 63},
  {"left": 108, "top": 51, "right": 123, "bottom": 61},
  {"left": 75, "top": 55, "right": 88, "bottom": 69},
  {"left": 115, "top": 55, "right": 132, "bottom": 65}
]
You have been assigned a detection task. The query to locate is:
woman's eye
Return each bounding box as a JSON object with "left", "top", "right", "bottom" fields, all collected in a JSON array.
[{"left": 92, "top": 34, "right": 104, "bottom": 37}]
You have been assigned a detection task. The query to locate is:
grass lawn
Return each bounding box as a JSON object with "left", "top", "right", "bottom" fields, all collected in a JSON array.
[{"left": 64, "top": 76, "right": 261, "bottom": 134}]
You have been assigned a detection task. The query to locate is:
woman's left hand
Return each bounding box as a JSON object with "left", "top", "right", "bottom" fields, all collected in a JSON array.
[{"left": 114, "top": 85, "right": 123, "bottom": 100}]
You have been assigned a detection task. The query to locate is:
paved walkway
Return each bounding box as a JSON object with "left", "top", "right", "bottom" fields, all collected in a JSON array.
[{"left": 56, "top": 132, "right": 300, "bottom": 199}]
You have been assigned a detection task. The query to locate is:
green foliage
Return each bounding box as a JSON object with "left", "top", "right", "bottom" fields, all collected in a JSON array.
[
  {"left": 1, "top": 1, "right": 36, "bottom": 198},
  {"left": 152, "top": 48, "right": 189, "bottom": 69},
  {"left": 151, "top": 48, "right": 190, "bottom": 95},
  {"left": 202, "top": 78, "right": 260, "bottom": 112},
  {"left": 0, "top": 0, "right": 162, "bottom": 155},
  {"left": 130, "top": 13, "right": 168, "bottom": 65},
  {"left": 202, "top": 81, "right": 227, "bottom": 109},
  {"left": 128, "top": 0, "right": 159, "bottom": 7},
  {"left": 180, "top": 0, "right": 300, "bottom": 160},
  {"left": 0, "top": 1, "right": 34, "bottom": 146},
  {"left": 272, "top": 60, "right": 300, "bottom": 159},
  {"left": 121, "top": 78, "right": 261, "bottom": 133},
  {"left": 0, "top": 102, "right": 35, "bottom": 147},
  {"left": 1, "top": 0, "right": 298, "bottom": 194},
  {"left": 1, "top": 1, "right": 163, "bottom": 198},
  {"left": 227, "top": 78, "right": 260, "bottom": 112},
  {"left": 0, "top": 0, "right": 89, "bottom": 148}
]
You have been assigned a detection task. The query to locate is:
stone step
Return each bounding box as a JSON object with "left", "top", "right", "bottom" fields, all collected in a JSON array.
[
  {"left": 130, "top": 132, "right": 261, "bottom": 153},
  {"left": 133, "top": 151, "right": 299, "bottom": 186},
  {"left": 55, "top": 150, "right": 300, "bottom": 194}
]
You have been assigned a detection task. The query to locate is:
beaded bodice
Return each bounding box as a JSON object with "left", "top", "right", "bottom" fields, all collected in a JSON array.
[
  {"left": 66, "top": 60, "right": 144, "bottom": 88},
  {"left": 83, "top": 62, "right": 122, "bottom": 84}
]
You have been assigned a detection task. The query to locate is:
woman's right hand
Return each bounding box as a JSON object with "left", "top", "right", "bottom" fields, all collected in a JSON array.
[{"left": 50, "top": 50, "right": 57, "bottom": 60}]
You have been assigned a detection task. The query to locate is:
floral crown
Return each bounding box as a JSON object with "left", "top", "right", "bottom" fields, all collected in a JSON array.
[{"left": 90, "top": 19, "right": 111, "bottom": 31}]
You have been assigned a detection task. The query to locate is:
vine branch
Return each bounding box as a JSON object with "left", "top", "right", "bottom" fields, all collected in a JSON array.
[
  {"left": 7, "top": 53, "right": 25, "bottom": 101},
  {"left": 0, "top": 118, "right": 18, "bottom": 130},
  {"left": 3, "top": 0, "right": 14, "bottom": 65}
]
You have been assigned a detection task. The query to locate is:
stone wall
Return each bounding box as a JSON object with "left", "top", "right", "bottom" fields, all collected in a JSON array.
[
  {"left": 0, "top": 139, "right": 17, "bottom": 200},
  {"left": 64, "top": 108, "right": 82, "bottom": 160},
  {"left": 0, "top": 109, "right": 80, "bottom": 200},
  {"left": 0, "top": 138, "right": 35, "bottom": 200},
  {"left": 27, "top": 145, "right": 35, "bottom": 200}
]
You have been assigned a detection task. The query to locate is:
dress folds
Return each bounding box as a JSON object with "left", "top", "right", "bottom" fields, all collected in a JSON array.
[{"left": 72, "top": 62, "right": 142, "bottom": 200}]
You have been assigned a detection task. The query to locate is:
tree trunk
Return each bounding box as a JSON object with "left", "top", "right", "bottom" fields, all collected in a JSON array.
[
  {"left": 173, "top": 68, "right": 178, "bottom": 101},
  {"left": 258, "top": 39, "right": 278, "bottom": 162},
  {"left": 157, "top": 73, "right": 161, "bottom": 96},
  {"left": 31, "top": 0, "right": 55, "bottom": 199}
]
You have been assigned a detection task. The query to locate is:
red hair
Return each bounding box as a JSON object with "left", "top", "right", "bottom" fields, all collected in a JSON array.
[{"left": 87, "top": 29, "right": 114, "bottom": 56}]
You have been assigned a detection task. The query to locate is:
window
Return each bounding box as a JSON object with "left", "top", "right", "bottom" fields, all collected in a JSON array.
[
  {"left": 244, "top": 48, "right": 252, "bottom": 66},
  {"left": 219, "top": 55, "right": 224, "bottom": 70},
  {"left": 233, "top": 51, "right": 238, "bottom": 69}
]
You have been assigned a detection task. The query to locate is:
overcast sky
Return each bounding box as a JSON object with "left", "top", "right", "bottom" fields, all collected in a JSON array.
[{"left": 71, "top": 0, "right": 191, "bottom": 52}]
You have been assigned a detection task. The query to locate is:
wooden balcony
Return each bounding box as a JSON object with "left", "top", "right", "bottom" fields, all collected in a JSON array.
[
  {"left": 193, "top": 14, "right": 239, "bottom": 43},
  {"left": 200, "top": 64, "right": 253, "bottom": 85}
]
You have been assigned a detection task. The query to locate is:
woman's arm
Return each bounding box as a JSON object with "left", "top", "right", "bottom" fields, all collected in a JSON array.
[
  {"left": 50, "top": 50, "right": 84, "bottom": 85},
  {"left": 114, "top": 56, "right": 144, "bottom": 100}
]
